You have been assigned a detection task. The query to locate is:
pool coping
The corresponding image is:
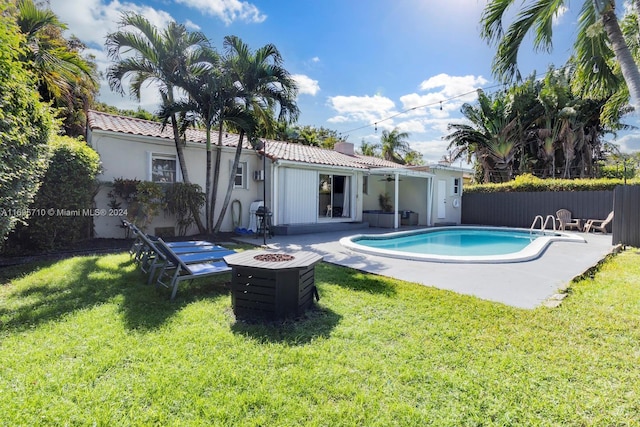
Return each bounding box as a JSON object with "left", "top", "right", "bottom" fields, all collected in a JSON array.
[
  {"left": 232, "top": 228, "right": 614, "bottom": 309},
  {"left": 338, "top": 226, "right": 587, "bottom": 263}
]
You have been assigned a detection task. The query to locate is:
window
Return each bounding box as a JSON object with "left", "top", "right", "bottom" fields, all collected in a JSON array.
[
  {"left": 362, "top": 175, "right": 369, "bottom": 195},
  {"left": 151, "top": 154, "right": 178, "bottom": 183},
  {"left": 453, "top": 177, "right": 461, "bottom": 195},
  {"left": 234, "top": 162, "right": 247, "bottom": 189}
]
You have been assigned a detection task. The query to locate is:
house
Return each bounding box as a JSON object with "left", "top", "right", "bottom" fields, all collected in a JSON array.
[{"left": 86, "top": 110, "right": 465, "bottom": 238}]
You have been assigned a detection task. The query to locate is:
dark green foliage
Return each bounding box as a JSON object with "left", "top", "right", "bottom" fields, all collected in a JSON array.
[
  {"left": 6, "top": 136, "right": 101, "bottom": 251},
  {"left": 0, "top": 3, "right": 54, "bottom": 246},
  {"left": 108, "top": 178, "right": 165, "bottom": 232},
  {"left": 165, "top": 183, "right": 205, "bottom": 236},
  {"left": 464, "top": 173, "right": 639, "bottom": 193}
]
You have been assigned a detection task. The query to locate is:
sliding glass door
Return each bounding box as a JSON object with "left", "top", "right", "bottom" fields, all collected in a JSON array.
[{"left": 318, "top": 173, "right": 351, "bottom": 219}]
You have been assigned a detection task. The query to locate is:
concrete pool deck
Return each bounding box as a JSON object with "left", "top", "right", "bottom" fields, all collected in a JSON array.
[{"left": 233, "top": 228, "right": 616, "bottom": 309}]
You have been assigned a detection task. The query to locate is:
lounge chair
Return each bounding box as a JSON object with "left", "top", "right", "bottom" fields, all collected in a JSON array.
[
  {"left": 132, "top": 231, "right": 227, "bottom": 279},
  {"left": 154, "top": 238, "right": 232, "bottom": 300},
  {"left": 556, "top": 209, "right": 582, "bottom": 231},
  {"left": 145, "top": 241, "right": 235, "bottom": 285},
  {"left": 583, "top": 211, "right": 614, "bottom": 234}
]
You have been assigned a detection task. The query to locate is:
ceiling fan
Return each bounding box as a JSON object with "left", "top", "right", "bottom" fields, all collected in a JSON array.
[{"left": 379, "top": 175, "right": 402, "bottom": 182}]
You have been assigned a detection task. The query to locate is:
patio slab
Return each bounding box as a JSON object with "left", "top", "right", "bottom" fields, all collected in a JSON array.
[{"left": 234, "top": 229, "right": 615, "bottom": 309}]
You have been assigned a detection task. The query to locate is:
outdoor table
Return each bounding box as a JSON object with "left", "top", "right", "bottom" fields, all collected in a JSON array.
[{"left": 224, "top": 250, "right": 323, "bottom": 320}]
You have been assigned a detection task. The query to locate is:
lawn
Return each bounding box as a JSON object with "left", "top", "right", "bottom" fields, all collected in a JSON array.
[{"left": 1, "top": 249, "right": 639, "bottom": 426}]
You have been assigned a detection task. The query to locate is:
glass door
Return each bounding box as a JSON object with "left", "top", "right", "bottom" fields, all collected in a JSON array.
[{"left": 318, "top": 174, "right": 350, "bottom": 219}]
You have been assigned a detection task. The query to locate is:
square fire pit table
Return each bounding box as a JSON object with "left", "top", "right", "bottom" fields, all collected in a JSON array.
[{"left": 223, "top": 250, "right": 323, "bottom": 320}]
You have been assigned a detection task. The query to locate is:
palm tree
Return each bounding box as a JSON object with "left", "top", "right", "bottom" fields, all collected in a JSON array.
[
  {"left": 212, "top": 35, "right": 299, "bottom": 233},
  {"left": 359, "top": 140, "right": 379, "bottom": 156},
  {"left": 445, "top": 90, "right": 520, "bottom": 183},
  {"left": 105, "top": 12, "right": 210, "bottom": 189},
  {"left": 156, "top": 46, "right": 227, "bottom": 233},
  {"left": 105, "top": 12, "right": 212, "bottom": 232},
  {"left": 379, "top": 128, "right": 412, "bottom": 164},
  {"left": 481, "top": 0, "right": 640, "bottom": 107},
  {"left": 15, "top": 0, "right": 97, "bottom": 134}
]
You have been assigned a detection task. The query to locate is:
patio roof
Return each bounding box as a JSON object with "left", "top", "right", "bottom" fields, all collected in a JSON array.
[{"left": 367, "top": 167, "right": 435, "bottom": 179}]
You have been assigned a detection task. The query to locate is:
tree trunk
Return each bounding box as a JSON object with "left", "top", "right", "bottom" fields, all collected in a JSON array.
[
  {"left": 204, "top": 125, "right": 212, "bottom": 234},
  {"left": 213, "top": 130, "right": 245, "bottom": 233},
  {"left": 169, "top": 112, "right": 205, "bottom": 234},
  {"left": 601, "top": 6, "right": 640, "bottom": 107},
  {"left": 209, "top": 119, "right": 224, "bottom": 233}
]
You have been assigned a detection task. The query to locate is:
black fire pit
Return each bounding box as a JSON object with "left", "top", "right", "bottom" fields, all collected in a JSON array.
[{"left": 223, "top": 250, "right": 323, "bottom": 320}]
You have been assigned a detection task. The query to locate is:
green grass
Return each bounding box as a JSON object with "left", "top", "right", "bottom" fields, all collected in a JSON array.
[{"left": 1, "top": 250, "right": 639, "bottom": 426}]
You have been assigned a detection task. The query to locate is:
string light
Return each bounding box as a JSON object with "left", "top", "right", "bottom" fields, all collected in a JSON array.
[{"left": 340, "top": 82, "right": 508, "bottom": 136}]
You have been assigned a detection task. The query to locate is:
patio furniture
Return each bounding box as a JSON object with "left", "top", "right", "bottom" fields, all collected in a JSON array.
[
  {"left": 154, "top": 238, "right": 232, "bottom": 300},
  {"left": 556, "top": 209, "right": 582, "bottom": 231},
  {"left": 224, "top": 250, "right": 323, "bottom": 320},
  {"left": 255, "top": 206, "right": 273, "bottom": 238},
  {"left": 131, "top": 231, "right": 232, "bottom": 284},
  {"left": 583, "top": 211, "right": 614, "bottom": 234}
]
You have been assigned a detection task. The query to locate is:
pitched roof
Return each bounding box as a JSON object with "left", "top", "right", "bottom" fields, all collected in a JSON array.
[{"left": 87, "top": 110, "right": 403, "bottom": 170}]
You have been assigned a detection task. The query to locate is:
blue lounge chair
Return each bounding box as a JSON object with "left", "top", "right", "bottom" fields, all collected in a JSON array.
[{"left": 154, "top": 238, "right": 232, "bottom": 300}]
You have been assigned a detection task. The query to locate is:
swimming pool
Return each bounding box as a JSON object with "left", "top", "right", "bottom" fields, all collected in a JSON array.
[{"left": 339, "top": 226, "right": 586, "bottom": 263}]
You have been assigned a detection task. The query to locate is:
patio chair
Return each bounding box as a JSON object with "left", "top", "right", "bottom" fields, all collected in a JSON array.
[
  {"left": 154, "top": 238, "right": 232, "bottom": 300},
  {"left": 583, "top": 211, "right": 614, "bottom": 234},
  {"left": 145, "top": 241, "right": 235, "bottom": 285},
  {"left": 134, "top": 231, "right": 224, "bottom": 278},
  {"left": 556, "top": 209, "right": 582, "bottom": 231}
]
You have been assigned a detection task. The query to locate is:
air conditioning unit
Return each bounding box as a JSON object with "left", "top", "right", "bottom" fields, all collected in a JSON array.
[{"left": 253, "top": 170, "right": 265, "bottom": 181}]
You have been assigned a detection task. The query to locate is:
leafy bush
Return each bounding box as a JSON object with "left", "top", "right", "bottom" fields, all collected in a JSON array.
[
  {"left": 165, "top": 183, "right": 205, "bottom": 236},
  {"left": 108, "top": 179, "right": 165, "bottom": 231},
  {"left": 109, "top": 180, "right": 205, "bottom": 235},
  {"left": 5, "top": 136, "right": 101, "bottom": 252},
  {"left": 0, "top": 5, "right": 54, "bottom": 246},
  {"left": 464, "top": 174, "right": 638, "bottom": 193}
]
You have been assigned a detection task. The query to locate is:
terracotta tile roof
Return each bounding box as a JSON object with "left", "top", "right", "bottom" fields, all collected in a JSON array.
[
  {"left": 87, "top": 110, "right": 243, "bottom": 147},
  {"left": 87, "top": 110, "right": 404, "bottom": 170}
]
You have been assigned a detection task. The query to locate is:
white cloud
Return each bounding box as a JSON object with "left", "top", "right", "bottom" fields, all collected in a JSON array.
[
  {"left": 174, "top": 0, "right": 266, "bottom": 25},
  {"left": 292, "top": 74, "right": 320, "bottom": 96},
  {"left": 327, "top": 95, "right": 396, "bottom": 124},
  {"left": 612, "top": 132, "right": 640, "bottom": 153},
  {"left": 184, "top": 19, "right": 201, "bottom": 31},
  {"left": 419, "top": 74, "right": 488, "bottom": 98},
  {"left": 554, "top": 5, "right": 568, "bottom": 26},
  {"left": 410, "top": 139, "right": 457, "bottom": 164},
  {"left": 311, "top": 57, "right": 320, "bottom": 63},
  {"left": 49, "top": 0, "right": 175, "bottom": 47}
]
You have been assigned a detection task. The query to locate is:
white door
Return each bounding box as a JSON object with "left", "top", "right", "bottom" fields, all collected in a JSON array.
[{"left": 437, "top": 179, "right": 446, "bottom": 219}]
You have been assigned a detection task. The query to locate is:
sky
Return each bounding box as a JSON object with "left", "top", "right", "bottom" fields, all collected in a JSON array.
[{"left": 49, "top": 0, "right": 640, "bottom": 164}]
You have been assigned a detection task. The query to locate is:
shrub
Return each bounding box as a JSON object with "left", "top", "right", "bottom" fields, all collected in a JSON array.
[
  {"left": 165, "top": 183, "right": 205, "bottom": 236},
  {"left": 464, "top": 174, "right": 639, "bottom": 193},
  {"left": 5, "top": 136, "right": 101, "bottom": 252},
  {"left": 108, "top": 179, "right": 165, "bottom": 231},
  {"left": 0, "top": 5, "right": 54, "bottom": 246}
]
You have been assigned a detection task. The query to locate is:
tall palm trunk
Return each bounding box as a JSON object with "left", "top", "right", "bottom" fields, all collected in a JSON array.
[
  {"left": 208, "top": 118, "right": 225, "bottom": 233},
  {"left": 169, "top": 112, "right": 205, "bottom": 234},
  {"left": 204, "top": 125, "right": 213, "bottom": 234},
  {"left": 600, "top": 5, "right": 640, "bottom": 106},
  {"left": 213, "top": 130, "right": 245, "bottom": 233}
]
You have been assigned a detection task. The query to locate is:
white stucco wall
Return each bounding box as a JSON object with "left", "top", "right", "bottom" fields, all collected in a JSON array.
[
  {"left": 89, "top": 129, "right": 264, "bottom": 238},
  {"left": 430, "top": 168, "right": 463, "bottom": 225}
]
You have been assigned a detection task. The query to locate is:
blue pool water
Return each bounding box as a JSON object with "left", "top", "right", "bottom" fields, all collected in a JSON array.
[
  {"left": 339, "top": 226, "right": 585, "bottom": 263},
  {"left": 356, "top": 228, "right": 537, "bottom": 256}
]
